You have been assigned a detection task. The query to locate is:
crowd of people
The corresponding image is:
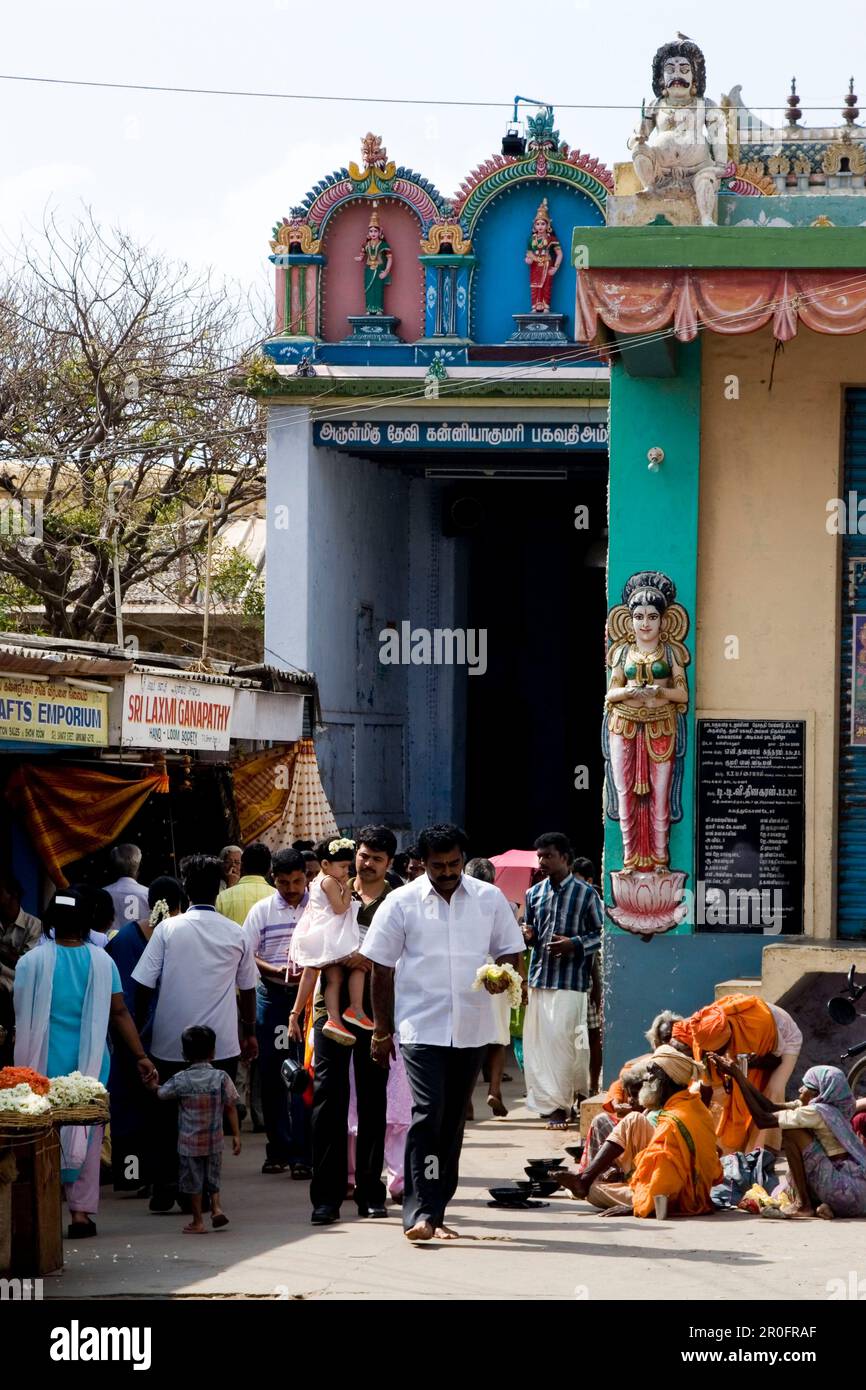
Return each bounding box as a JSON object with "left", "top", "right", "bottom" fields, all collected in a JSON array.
[{"left": 2, "top": 826, "right": 866, "bottom": 1246}]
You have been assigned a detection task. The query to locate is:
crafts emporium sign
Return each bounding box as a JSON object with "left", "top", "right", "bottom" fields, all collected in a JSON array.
[
  {"left": 314, "top": 420, "right": 609, "bottom": 450},
  {"left": 0, "top": 675, "right": 108, "bottom": 747},
  {"left": 122, "top": 673, "right": 234, "bottom": 752}
]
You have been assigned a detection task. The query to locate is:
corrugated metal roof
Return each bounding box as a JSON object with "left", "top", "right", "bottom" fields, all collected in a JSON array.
[
  {"left": 0, "top": 630, "right": 319, "bottom": 701},
  {"left": 0, "top": 641, "right": 133, "bottom": 679}
]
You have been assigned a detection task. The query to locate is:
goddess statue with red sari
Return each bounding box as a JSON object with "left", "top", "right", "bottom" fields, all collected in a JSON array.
[
  {"left": 524, "top": 198, "right": 562, "bottom": 312},
  {"left": 603, "top": 572, "right": 690, "bottom": 936}
]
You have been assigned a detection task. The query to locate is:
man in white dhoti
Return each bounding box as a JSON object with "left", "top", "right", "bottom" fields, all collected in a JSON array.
[{"left": 523, "top": 833, "right": 603, "bottom": 1129}]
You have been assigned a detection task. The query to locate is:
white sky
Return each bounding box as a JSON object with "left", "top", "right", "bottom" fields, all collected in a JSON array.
[{"left": 1, "top": 0, "right": 862, "bottom": 301}]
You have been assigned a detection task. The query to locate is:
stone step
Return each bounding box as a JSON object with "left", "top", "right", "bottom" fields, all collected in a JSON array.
[{"left": 714, "top": 977, "right": 764, "bottom": 1001}]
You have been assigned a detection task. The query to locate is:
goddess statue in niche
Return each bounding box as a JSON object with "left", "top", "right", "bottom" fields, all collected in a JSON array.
[
  {"left": 524, "top": 198, "right": 562, "bottom": 312},
  {"left": 603, "top": 571, "right": 690, "bottom": 936},
  {"left": 354, "top": 206, "right": 392, "bottom": 315}
]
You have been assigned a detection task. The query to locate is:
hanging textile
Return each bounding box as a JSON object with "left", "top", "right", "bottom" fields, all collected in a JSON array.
[
  {"left": 260, "top": 738, "right": 338, "bottom": 852},
  {"left": 5, "top": 764, "right": 169, "bottom": 888},
  {"left": 231, "top": 743, "right": 299, "bottom": 844}
]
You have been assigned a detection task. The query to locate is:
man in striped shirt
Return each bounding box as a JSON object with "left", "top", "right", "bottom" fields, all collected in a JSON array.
[
  {"left": 243, "top": 849, "right": 311, "bottom": 1175},
  {"left": 523, "top": 832, "right": 603, "bottom": 1129}
]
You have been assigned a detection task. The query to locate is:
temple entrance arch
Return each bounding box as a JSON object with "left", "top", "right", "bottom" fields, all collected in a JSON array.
[{"left": 286, "top": 411, "right": 609, "bottom": 859}]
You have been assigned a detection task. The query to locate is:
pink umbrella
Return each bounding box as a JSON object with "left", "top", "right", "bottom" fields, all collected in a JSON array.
[{"left": 489, "top": 849, "right": 538, "bottom": 913}]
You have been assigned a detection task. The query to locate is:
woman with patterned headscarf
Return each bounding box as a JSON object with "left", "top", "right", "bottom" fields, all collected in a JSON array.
[{"left": 709, "top": 1058, "right": 866, "bottom": 1218}]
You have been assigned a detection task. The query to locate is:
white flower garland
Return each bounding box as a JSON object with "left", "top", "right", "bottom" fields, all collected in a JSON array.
[
  {"left": 47, "top": 1071, "right": 108, "bottom": 1108},
  {"left": 0, "top": 1083, "right": 51, "bottom": 1115},
  {"left": 471, "top": 962, "right": 523, "bottom": 1010}
]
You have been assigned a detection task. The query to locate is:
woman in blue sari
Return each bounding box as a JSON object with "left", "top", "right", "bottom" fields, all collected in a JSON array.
[
  {"left": 712, "top": 1055, "right": 866, "bottom": 1218},
  {"left": 14, "top": 890, "right": 157, "bottom": 1237}
]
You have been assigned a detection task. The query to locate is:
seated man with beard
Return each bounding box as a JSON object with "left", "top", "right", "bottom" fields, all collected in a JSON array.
[
  {"left": 558, "top": 1046, "right": 722, "bottom": 1217},
  {"left": 578, "top": 1059, "right": 651, "bottom": 1174}
]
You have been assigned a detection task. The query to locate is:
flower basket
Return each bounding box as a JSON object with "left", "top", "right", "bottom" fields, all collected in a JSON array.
[
  {"left": 49, "top": 1101, "right": 110, "bottom": 1127},
  {"left": 0, "top": 1110, "right": 54, "bottom": 1132}
]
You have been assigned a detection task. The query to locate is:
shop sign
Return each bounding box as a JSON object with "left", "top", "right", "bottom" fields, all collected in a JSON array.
[
  {"left": 696, "top": 718, "right": 805, "bottom": 934},
  {"left": 314, "top": 420, "right": 609, "bottom": 450},
  {"left": 121, "top": 672, "right": 234, "bottom": 752},
  {"left": 0, "top": 675, "right": 108, "bottom": 747}
]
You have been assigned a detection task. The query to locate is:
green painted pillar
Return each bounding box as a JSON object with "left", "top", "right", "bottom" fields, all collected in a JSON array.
[{"left": 604, "top": 339, "right": 701, "bottom": 933}]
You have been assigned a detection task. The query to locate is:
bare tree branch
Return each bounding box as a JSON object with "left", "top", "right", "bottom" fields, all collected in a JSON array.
[{"left": 0, "top": 209, "right": 268, "bottom": 641}]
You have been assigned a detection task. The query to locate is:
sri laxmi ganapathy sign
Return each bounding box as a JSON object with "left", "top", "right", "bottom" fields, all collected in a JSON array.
[
  {"left": 122, "top": 672, "right": 234, "bottom": 752},
  {"left": 0, "top": 676, "right": 108, "bottom": 747}
]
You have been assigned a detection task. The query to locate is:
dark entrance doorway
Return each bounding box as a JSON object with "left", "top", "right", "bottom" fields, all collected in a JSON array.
[{"left": 444, "top": 466, "right": 607, "bottom": 865}]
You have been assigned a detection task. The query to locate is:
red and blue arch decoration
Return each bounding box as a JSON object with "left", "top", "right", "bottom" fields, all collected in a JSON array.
[{"left": 266, "top": 123, "right": 612, "bottom": 368}]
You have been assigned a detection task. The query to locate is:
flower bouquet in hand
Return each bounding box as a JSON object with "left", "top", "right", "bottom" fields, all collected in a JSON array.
[{"left": 472, "top": 962, "right": 522, "bottom": 1009}]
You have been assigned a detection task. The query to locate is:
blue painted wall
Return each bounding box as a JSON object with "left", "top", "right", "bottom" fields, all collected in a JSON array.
[
  {"left": 602, "top": 932, "right": 800, "bottom": 1070},
  {"left": 470, "top": 181, "right": 603, "bottom": 345}
]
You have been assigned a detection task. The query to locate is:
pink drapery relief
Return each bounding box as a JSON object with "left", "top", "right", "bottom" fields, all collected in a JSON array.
[{"left": 574, "top": 268, "right": 866, "bottom": 345}]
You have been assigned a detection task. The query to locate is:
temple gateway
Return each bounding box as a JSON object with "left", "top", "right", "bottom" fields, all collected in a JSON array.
[{"left": 255, "top": 40, "right": 866, "bottom": 1058}]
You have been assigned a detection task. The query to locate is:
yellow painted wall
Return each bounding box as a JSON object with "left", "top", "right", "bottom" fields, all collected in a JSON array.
[{"left": 699, "top": 326, "right": 865, "bottom": 939}]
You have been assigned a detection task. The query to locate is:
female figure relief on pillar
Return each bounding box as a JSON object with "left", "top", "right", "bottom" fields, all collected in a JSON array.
[
  {"left": 603, "top": 571, "right": 690, "bottom": 938},
  {"left": 354, "top": 206, "right": 392, "bottom": 315},
  {"left": 524, "top": 198, "right": 562, "bottom": 313}
]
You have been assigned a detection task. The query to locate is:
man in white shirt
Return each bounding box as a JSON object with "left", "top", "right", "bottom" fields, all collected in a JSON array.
[
  {"left": 243, "top": 848, "right": 311, "bottom": 1175},
  {"left": 363, "top": 823, "right": 524, "bottom": 1242},
  {"left": 104, "top": 843, "right": 150, "bottom": 936},
  {"left": 133, "top": 854, "right": 258, "bottom": 1213}
]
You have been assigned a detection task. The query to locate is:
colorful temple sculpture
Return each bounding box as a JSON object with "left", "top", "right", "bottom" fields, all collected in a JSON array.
[
  {"left": 266, "top": 115, "right": 612, "bottom": 360},
  {"left": 572, "top": 35, "right": 866, "bottom": 1065}
]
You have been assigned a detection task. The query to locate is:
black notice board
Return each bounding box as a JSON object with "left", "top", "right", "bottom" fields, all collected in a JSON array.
[{"left": 696, "top": 719, "right": 805, "bottom": 934}]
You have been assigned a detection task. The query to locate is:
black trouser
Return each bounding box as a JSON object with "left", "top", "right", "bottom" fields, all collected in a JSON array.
[
  {"left": 400, "top": 1043, "right": 486, "bottom": 1232},
  {"left": 310, "top": 1013, "right": 387, "bottom": 1212},
  {"left": 108, "top": 1042, "right": 159, "bottom": 1190},
  {"left": 0, "top": 987, "right": 14, "bottom": 1067},
  {"left": 151, "top": 1055, "right": 238, "bottom": 1202},
  {"left": 256, "top": 980, "right": 311, "bottom": 1166}
]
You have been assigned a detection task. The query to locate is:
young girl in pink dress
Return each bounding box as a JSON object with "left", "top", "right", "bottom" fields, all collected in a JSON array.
[{"left": 288, "top": 837, "right": 374, "bottom": 1045}]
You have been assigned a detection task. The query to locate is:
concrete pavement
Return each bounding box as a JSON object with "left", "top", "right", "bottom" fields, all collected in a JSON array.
[{"left": 46, "top": 1071, "right": 863, "bottom": 1301}]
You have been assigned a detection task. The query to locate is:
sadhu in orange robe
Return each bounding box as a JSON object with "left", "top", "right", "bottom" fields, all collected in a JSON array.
[
  {"left": 687, "top": 994, "right": 777, "bottom": 1153},
  {"left": 629, "top": 1088, "right": 722, "bottom": 1218}
]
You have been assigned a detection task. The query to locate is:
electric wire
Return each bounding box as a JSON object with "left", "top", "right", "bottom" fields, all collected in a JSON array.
[{"left": 0, "top": 71, "right": 857, "bottom": 114}]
